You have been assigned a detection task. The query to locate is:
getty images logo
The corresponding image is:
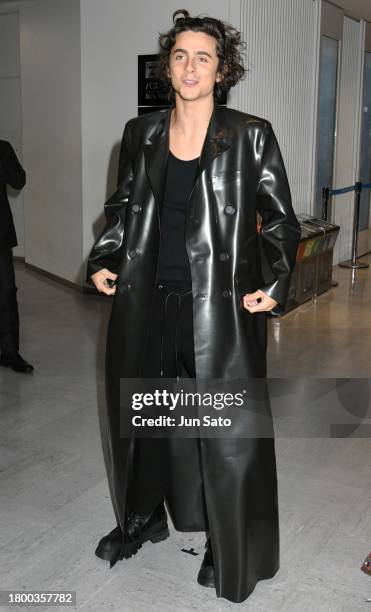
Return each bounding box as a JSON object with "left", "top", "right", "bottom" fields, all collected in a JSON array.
[{"left": 131, "top": 388, "right": 246, "bottom": 411}]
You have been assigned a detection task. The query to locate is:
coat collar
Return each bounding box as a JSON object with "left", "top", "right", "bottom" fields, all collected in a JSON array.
[{"left": 144, "top": 103, "right": 230, "bottom": 209}]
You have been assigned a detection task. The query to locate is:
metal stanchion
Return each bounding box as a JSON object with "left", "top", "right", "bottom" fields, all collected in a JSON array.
[
  {"left": 321, "top": 186, "right": 338, "bottom": 286},
  {"left": 322, "top": 186, "right": 330, "bottom": 221},
  {"left": 339, "top": 182, "right": 369, "bottom": 270}
]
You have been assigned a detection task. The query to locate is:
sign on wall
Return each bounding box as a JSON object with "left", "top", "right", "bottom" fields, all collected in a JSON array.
[{"left": 138, "top": 54, "right": 170, "bottom": 115}]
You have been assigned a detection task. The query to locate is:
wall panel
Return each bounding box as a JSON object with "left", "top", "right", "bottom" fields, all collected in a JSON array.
[{"left": 229, "top": 0, "right": 321, "bottom": 215}]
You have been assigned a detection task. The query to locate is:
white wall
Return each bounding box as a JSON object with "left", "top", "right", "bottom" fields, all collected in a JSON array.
[
  {"left": 229, "top": 0, "right": 321, "bottom": 216},
  {"left": 0, "top": 9, "right": 24, "bottom": 256},
  {"left": 80, "top": 0, "right": 229, "bottom": 276},
  {"left": 13, "top": 0, "right": 369, "bottom": 284},
  {"left": 332, "top": 16, "right": 365, "bottom": 264},
  {"left": 20, "top": 0, "right": 83, "bottom": 283}
]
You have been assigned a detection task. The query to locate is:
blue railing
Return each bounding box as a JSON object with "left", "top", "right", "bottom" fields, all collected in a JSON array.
[{"left": 322, "top": 181, "right": 370, "bottom": 270}]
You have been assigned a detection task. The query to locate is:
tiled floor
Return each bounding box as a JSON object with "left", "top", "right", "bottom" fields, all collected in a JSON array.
[{"left": 0, "top": 258, "right": 370, "bottom": 611}]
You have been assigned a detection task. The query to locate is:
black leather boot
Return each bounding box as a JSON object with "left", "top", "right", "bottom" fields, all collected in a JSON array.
[
  {"left": 95, "top": 503, "right": 169, "bottom": 567},
  {"left": 197, "top": 536, "right": 215, "bottom": 588},
  {"left": 0, "top": 351, "right": 34, "bottom": 373},
  {"left": 94, "top": 526, "right": 122, "bottom": 565}
]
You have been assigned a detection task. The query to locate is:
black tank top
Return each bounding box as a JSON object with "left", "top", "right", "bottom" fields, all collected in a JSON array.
[{"left": 157, "top": 151, "right": 199, "bottom": 281}]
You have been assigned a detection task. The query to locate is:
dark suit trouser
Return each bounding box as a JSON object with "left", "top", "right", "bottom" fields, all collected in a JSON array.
[
  {"left": 127, "top": 279, "right": 196, "bottom": 515},
  {"left": 0, "top": 248, "right": 19, "bottom": 354}
]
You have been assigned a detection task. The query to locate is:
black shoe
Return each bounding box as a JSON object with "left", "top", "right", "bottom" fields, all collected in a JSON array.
[
  {"left": 0, "top": 351, "right": 34, "bottom": 373},
  {"left": 94, "top": 526, "right": 122, "bottom": 564},
  {"left": 95, "top": 503, "right": 169, "bottom": 566},
  {"left": 197, "top": 537, "right": 215, "bottom": 588},
  {"left": 122, "top": 502, "right": 170, "bottom": 559}
]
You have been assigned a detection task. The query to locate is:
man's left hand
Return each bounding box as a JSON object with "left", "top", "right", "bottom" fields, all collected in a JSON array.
[{"left": 242, "top": 290, "right": 278, "bottom": 313}]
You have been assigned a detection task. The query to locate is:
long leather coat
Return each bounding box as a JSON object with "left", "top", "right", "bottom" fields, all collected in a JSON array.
[{"left": 87, "top": 103, "right": 300, "bottom": 603}]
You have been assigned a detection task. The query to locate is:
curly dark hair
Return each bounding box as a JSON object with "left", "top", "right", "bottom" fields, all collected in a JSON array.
[{"left": 157, "top": 9, "right": 247, "bottom": 101}]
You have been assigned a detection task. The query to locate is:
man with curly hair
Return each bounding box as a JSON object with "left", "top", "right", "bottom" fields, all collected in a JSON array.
[{"left": 87, "top": 9, "right": 300, "bottom": 604}]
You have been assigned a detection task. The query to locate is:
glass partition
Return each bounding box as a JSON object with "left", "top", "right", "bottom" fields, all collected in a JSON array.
[
  {"left": 359, "top": 51, "right": 371, "bottom": 232},
  {"left": 314, "top": 35, "right": 339, "bottom": 219}
]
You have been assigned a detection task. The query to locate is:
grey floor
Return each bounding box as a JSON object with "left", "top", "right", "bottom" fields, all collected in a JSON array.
[{"left": 1, "top": 258, "right": 371, "bottom": 611}]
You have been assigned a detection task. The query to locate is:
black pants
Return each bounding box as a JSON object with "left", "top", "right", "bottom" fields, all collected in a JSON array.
[
  {"left": 127, "top": 279, "right": 196, "bottom": 515},
  {"left": 0, "top": 248, "right": 19, "bottom": 355}
]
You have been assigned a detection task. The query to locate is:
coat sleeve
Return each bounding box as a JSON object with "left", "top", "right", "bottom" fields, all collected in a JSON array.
[
  {"left": 0, "top": 142, "right": 26, "bottom": 190},
  {"left": 256, "top": 122, "right": 301, "bottom": 315},
  {"left": 86, "top": 121, "right": 134, "bottom": 283}
]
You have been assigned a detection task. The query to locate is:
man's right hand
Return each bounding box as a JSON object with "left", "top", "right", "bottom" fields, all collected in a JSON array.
[{"left": 90, "top": 268, "right": 118, "bottom": 295}]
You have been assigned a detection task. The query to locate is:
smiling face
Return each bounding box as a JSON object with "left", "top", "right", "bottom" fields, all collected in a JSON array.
[{"left": 168, "top": 30, "right": 223, "bottom": 102}]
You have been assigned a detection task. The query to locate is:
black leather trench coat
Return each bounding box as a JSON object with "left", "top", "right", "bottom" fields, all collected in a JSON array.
[{"left": 87, "top": 103, "right": 300, "bottom": 603}]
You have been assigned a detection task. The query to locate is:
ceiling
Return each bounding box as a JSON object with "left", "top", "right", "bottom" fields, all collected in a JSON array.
[
  {"left": 0, "top": 0, "right": 370, "bottom": 22},
  {"left": 0, "top": 0, "right": 35, "bottom": 4},
  {"left": 331, "top": 0, "right": 371, "bottom": 22}
]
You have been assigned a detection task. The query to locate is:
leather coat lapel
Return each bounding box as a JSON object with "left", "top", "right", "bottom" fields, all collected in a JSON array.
[
  {"left": 143, "top": 108, "right": 171, "bottom": 212},
  {"left": 144, "top": 104, "right": 230, "bottom": 214},
  {"left": 198, "top": 104, "right": 230, "bottom": 177}
]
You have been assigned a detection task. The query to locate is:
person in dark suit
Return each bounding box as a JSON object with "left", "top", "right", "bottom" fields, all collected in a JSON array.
[{"left": 0, "top": 140, "right": 33, "bottom": 373}]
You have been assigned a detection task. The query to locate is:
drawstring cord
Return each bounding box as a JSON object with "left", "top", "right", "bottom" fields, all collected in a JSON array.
[
  {"left": 174, "top": 294, "right": 181, "bottom": 381},
  {"left": 175, "top": 290, "right": 192, "bottom": 380},
  {"left": 159, "top": 287, "right": 192, "bottom": 378},
  {"left": 160, "top": 290, "right": 174, "bottom": 377}
]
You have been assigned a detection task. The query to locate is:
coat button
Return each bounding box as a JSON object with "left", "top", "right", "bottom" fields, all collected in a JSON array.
[
  {"left": 120, "top": 281, "right": 131, "bottom": 291},
  {"left": 219, "top": 252, "right": 229, "bottom": 261},
  {"left": 224, "top": 204, "right": 236, "bottom": 215},
  {"left": 222, "top": 289, "right": 231, "bottom": 298},
  {"left": 128, "top": 249, "right": 139, "bottom": 259},
  {"left": 131, "top": 203, "right": 141, "bottom": 213}
]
